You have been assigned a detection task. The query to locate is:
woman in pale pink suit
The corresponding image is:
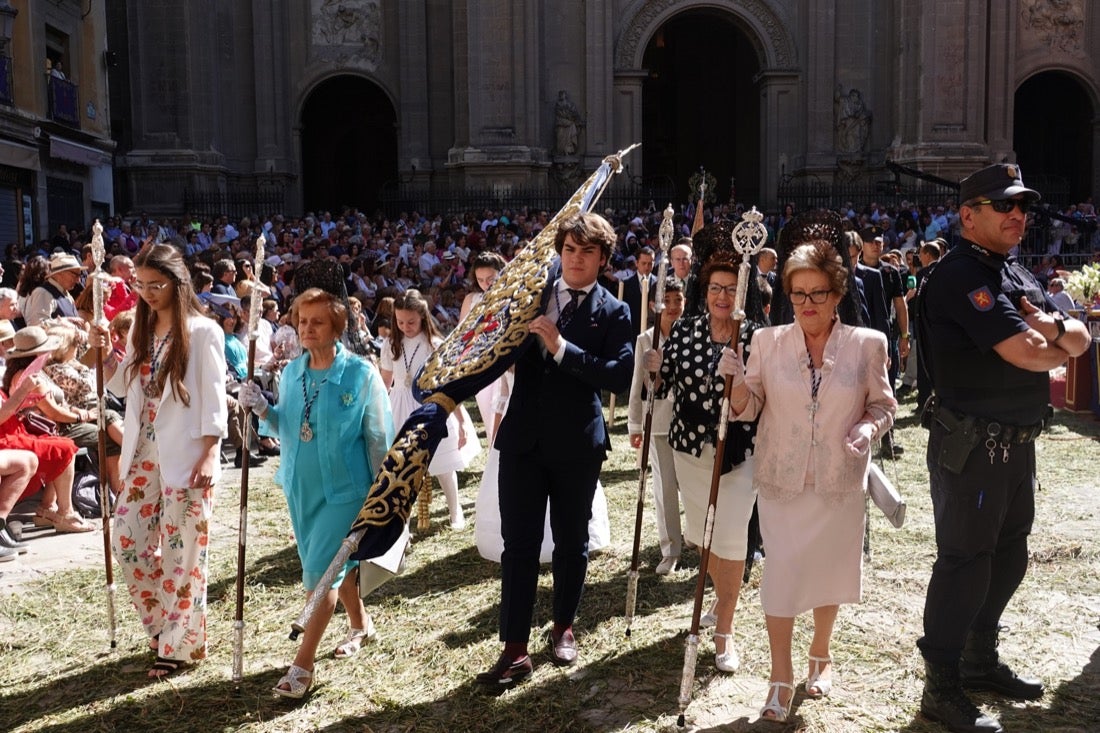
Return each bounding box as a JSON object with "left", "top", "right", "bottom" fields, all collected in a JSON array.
[{"left": 726, "top": 241, "right": 896, "bottom": 721}]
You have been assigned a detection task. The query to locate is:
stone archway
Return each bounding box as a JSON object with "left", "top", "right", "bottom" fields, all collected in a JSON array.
[
  {"left": 615, "top": 0, "right": 797, "bottom": 71},
  {"left": 299, "top": 74, "right": 398, "bottom": 215},
  {"left": 613, "top": 0, "right": 799, "bottom": 207},
  {"left": 1014, "top": 70, "right": 1096, "bottom": 205}
]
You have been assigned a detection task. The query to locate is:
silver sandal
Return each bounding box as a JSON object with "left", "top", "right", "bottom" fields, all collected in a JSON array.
[
  {"left": 334, "top": 616, "right": 377, "bottom": 658},
  {"left": 272, "top": 664, "right": 313, "bottom": 699}
]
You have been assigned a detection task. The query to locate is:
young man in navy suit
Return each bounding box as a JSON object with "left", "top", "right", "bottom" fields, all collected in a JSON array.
[
  {"left": 477, "top": 212, "right": 634, "bottom": 686},
  {"left": 621, "top": 245, "right": 658, "bottom": 336}
]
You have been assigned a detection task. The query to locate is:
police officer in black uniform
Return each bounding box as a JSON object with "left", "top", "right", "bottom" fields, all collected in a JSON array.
[
  {"left": 859, "top": 225, "right": 908, "bottom": 458},
  {"left": 916, "top": 164, "right": 1090, "bottom": 733}
]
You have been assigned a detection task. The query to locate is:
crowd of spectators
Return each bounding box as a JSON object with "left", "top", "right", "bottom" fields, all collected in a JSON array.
[
  {"left": 5, "top": 192, "right": 1098, "bottom": 343},
  {"left": 0, "top": 188, "right": 1095, "bottom": 552}
]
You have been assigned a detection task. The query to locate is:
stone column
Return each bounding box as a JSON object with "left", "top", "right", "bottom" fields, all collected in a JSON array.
[
  {"left": 892, "top": 0, "right": 989, "bottom": 177},
  {"left": 398, "top": 0, "right": 431, "bottom": 180},
  {"left": 252, "top": 0, "right": 291, "bottom": 174},
  {"left": 611, "top": 72, "right": 645, "bottom": 176},
  {"left": 757, "top": 71, "right": 800, "bottom": 209}
]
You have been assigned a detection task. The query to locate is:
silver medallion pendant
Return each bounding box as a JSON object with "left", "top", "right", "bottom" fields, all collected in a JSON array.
[
  {"left": 300, "top": 421, "right": 314, "bottom": 442},
  {"left": 405, "top": 372, "right": 413, "bottom": 388}
]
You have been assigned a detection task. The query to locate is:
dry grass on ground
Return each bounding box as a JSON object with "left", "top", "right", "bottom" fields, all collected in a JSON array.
[{"left": 1, "top": 396, "right": 1098, "bottom": 732}]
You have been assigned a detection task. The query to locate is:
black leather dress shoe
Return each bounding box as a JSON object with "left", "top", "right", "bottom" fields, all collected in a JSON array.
[
  {"left": 549, "top": 628, "right": 578, "bottom": 666},
  {"left": 475, "top": 653, "right": 532, "bottom": 686},
  {"left": 234, "top": 450, "right": 268, "bottom": 469},
  {"left": 258, "top": 440, "right": 281, "bottom": 456}
]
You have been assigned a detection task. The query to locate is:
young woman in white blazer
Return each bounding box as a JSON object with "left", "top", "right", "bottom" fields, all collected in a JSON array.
[{"left": 107, "top": 243, "right": 228, "bottom": 679}]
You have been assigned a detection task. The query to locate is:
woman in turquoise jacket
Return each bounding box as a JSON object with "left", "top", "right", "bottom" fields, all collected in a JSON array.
[{"left": 241, "top": 287, "right": 394, "bottom": 699}]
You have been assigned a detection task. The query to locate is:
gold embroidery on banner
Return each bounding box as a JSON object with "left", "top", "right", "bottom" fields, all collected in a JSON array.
[
  {"left": 349, "top": 425, "right": 432, "bottom": 531},
  {"left": 418, "top": 151, "right": 629, "bottom": 391}
]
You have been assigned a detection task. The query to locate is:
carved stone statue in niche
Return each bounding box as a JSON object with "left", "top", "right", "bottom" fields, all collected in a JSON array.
[
  {"left": 554, "top": 90, "right": 583, "bottom": 157},
  {"left": 1022, "top": 0, "right": 1084, "bottom": 54},
  {"left": 834, "top": 84, "right": 872, "bottom": 156}
]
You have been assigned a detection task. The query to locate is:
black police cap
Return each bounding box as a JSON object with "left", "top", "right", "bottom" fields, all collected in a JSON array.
[{"left": 959, "top": 164, "right": 1040, "bottom": 204}]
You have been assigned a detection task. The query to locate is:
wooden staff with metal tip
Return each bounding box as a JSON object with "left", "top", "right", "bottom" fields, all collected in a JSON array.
[
  {"left": 676, "top": 207, "right": 768, "bottom": 728},
  {"left": 608, "top": 278, "right": 625, "bottom": 424},
  {"left": 625, "top": 204, "right": 674, "bottom": 637},
  {"left": 89, "top": 220, "right": 117, "bottom": 649},
  {"left": 232, "top": 234, "right": 266, "bottom": 685},
  {"left": 691, "top": 171, "right": 707, "bottom": 236}
]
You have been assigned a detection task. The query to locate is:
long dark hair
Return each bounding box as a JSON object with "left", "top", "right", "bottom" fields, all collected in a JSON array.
[
  {"left": 15, "top": 255, "right": 50, "bottom": 298},
  {"left": 126, "top": 244, "right": 206, "bottom": 406},
  {"left": 390, "top": 288, "right": 439, "bottom": 360}
]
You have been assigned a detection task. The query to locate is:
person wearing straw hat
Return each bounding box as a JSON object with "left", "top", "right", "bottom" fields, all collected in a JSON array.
[
  {"left": 104, "top": 243, "right": 228, "bottom": 679},
  {"left": 0, "top": 319, "right": 15, "bottom": 367},
  {"left": 0, "top": 326, "right": 89, "bottom": 533},
  {"left": 23, "top": 253, "right": 85, "bottom": 328}
]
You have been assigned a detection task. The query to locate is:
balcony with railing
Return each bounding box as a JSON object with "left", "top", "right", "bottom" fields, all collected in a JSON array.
[
  {"left": 0, "top": 55, "right": 11, "bottom": 106},
  {"left": 47, "top": 75, "right": 78, "bottom": 128}
]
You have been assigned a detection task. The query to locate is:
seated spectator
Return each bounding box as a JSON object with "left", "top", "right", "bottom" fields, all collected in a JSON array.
[
  {"left": 6, "top": 326, "right": 124, "bottom": 496},
  {"left": 41, "top": 324, "right": 125, "bottom": 492},
  {"left": 1048, "top": 277, "right": 1078, "bottom": 313},
  {"left": 0, "top": 448, "right": 39, "bottom": 559},
  {"left": 0, "top": 335, "right": 88, "bottom": 533}
]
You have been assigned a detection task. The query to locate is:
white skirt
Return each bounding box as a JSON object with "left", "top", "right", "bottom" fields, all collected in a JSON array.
[
  {"left": 757, "top": 489, "right": 865, "bottom": 617},
  {"left": 474, "top": 447, "right": 611, "bottom": 563},
  {"left": 673, "top": 448, "right": 756, "bottom": 561}
]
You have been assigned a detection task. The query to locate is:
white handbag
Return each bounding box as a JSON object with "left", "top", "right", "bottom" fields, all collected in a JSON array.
[{"left": 868, "top": 462, "right": 906, "bottom": 529}]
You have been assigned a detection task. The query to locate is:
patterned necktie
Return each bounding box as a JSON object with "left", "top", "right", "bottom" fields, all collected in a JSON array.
[{"left": 557, "top": 288, "right": 584, "bottom": 328}]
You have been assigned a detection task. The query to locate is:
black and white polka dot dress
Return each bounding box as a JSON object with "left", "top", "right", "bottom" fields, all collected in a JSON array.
[{"left": 656, "top": 314, "right": 758, "bottom": 471}]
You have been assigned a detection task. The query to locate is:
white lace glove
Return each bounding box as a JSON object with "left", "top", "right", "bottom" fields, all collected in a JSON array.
[
  {"left": 642, "top": 348, "right": 662, "bottom": 373},
  {"left": 238, "top": 380, "right": 269, "bottom": 417},
  {"left": 716, "top": 347, "right": 745, "bottom": 386},
  {"left": 845, "top": 422, "right": 876, "bottom": 456}
]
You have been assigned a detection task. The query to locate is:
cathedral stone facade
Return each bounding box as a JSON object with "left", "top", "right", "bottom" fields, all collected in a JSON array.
[{"left": 105, "top": 0, "right": 1100, "bottom": 217}]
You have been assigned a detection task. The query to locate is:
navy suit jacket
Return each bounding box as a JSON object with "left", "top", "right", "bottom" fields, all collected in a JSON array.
[
  {"left": 621, "top": 272, "right": 658, "bottom": 336},
  {"left": 496, "top": 279, "right": 634, "bottom": 460},
  {"left": 854, "top": 262, "right": 891, "bottom": 338}
]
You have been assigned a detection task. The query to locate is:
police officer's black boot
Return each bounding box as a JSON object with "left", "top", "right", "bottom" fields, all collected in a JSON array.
[
  {"left": 921, "top": 659, "right": 1003, "bottom": 733},
  {"left": 959, "top": 627, "right": 1044, "bottom": 700}
]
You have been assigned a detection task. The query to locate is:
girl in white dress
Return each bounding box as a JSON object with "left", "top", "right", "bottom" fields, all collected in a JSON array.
[
  {"left": 458, "top": 252, "right": 509, "bottom": 445},
  {"left": 380, "top": 289, "right": 478, "bottom": 529}
]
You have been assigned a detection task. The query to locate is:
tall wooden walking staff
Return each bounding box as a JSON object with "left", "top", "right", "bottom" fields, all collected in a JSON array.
[
  {"left": 608, "top": 277, "right": 625, "bottom": 424},
  {"left": 89, "top": 220, "right": 117, "bottom": 649},
  {"left": 625, "top": 204, "right": 674, "bottom": 637},
  {"left": 676, "top": 207, "right": 768, "bottom": 728},
  {"left": 232, "top": 234, "right": 265, "bottom": 684}
]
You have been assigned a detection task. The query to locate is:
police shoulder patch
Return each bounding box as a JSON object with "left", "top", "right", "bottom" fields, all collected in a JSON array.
[{"left": 968, "top": 286, "right": 995, "bottom": 312}]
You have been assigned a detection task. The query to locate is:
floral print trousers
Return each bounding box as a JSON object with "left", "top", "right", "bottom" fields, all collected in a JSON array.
[{"left": 112, "top": 395, "right": 213, "bottom": 662}]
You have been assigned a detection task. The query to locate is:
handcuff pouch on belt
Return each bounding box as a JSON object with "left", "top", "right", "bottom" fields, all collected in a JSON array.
[{"left": 921, "top": 396, "right": 1051, "bottom": 475}]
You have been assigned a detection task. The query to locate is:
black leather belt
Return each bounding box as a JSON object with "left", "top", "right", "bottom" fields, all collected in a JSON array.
[{"left": 923, "top": 397, "right": 1049, "bottom": 444}]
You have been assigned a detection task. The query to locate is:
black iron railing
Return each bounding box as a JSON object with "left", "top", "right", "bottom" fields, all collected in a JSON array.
[
  {"left": 0, "top": 56, "right": 12, "bottom": 106},
  {"left": 377, "top": 176, "right": 677, "bottom": 218},
  {"left": 47, "top": 76, "right": 79, "bottom": 127},
  {"left": 183, "top": 188, "right": 287, "bottom": 221}
]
